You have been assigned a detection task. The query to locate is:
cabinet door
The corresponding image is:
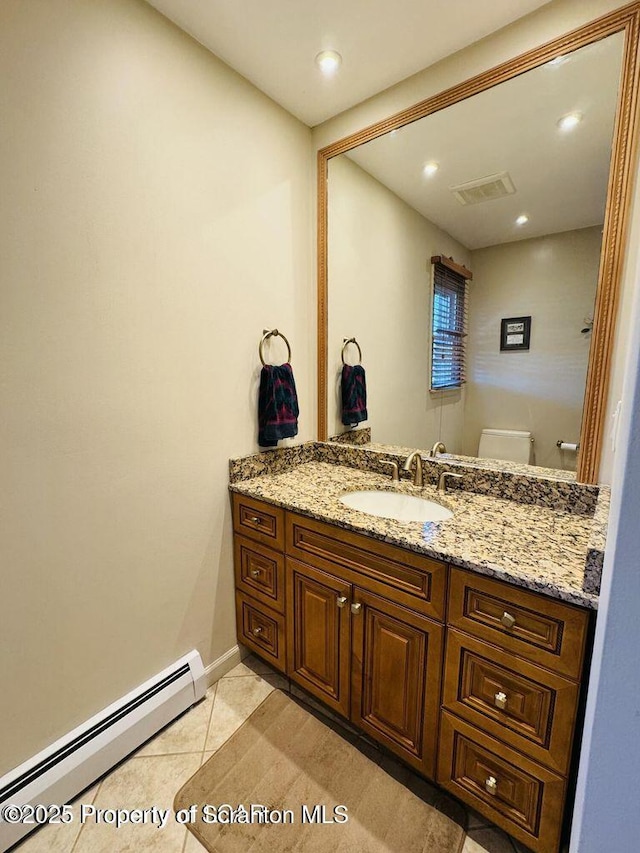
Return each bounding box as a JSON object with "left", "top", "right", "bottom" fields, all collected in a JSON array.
[
  {"left": 286, "top": 558, "right": 351, "bottom": 718},
  {"left": 351, "top": 588, "right": 443, "bottom": 779}
]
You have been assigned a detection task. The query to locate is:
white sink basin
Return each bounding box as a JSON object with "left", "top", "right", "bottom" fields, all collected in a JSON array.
[{"left": 339, "top": 490, "right": 453, "bottom": 522}]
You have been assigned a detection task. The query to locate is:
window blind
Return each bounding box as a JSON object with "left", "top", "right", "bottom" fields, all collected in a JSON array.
[{"left": 431, "top": 262, "right": 468, "bottom": 390}]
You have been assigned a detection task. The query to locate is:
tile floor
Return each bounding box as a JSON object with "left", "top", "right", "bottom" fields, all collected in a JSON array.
[{"left": 12, "top": 656, "right": 531, "bottom": 853}]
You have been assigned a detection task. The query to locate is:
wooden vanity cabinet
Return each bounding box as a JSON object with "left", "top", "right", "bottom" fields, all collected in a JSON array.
[
  {"left": 232, "top": 494, "right": 592, "bottom": 853},
  {"left": 437, "top": 568, "right": 590, "bottom": 853},
  {"left": 285, "top": 516, "right": 445, "bottom": 779},
  {"left": 232, "top": 495, "right": 287, "bottom": 672}
]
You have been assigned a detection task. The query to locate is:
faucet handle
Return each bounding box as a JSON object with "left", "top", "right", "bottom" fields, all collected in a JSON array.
[
  {"left": 382, "top": 460, "right": 400, "bottom": 482},
  {"left": 438, "top": 471, "right": 463, "bottom": 495}
]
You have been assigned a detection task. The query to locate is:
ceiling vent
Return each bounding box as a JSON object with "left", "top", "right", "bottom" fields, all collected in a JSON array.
[{"left": 450, "top": 171, "right": 516, "bottom": 206}]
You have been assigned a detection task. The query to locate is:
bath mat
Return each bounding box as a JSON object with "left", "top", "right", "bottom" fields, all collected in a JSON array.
[{"left": 174, "top": 689, "right": 466, "bottom": 852}]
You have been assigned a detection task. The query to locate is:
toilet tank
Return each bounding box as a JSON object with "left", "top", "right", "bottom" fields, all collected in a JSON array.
[{"left": 477, "top": 428, "right": 533, "bottom": 464}]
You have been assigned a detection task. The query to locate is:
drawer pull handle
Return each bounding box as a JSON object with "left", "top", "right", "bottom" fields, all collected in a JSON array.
[
  {"left": 351, "top": 602, "right": 362, "bottom": 615},
  {"left": 252, "top": 626, "right": 263, "bottom": 636},
  {"left": 250, "top": 569, "right": 262, "bottom": 578},
  {"left": 485, "top": 776, "right": 498, "bottom": 796},
  {"left": 494, "top": 691, "right": 508, "bottom": 710},
  {"left": 337, "top": 596, "right": 348, "bottom": 608},
  {"left": 501, "top": 611, "right": 516, "bottom": 629},
  {"left": 248, "top": 516, "right": 262, "bottom": 525}
]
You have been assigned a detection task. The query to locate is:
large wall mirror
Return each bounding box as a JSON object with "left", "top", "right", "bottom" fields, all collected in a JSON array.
[{"left": 317, "top": 5, "right": 640, "bottom": 483}]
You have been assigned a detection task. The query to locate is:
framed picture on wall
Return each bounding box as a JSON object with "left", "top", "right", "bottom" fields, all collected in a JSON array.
[{"left": 500, "top": 316, "right": 531, "bottom": 351}]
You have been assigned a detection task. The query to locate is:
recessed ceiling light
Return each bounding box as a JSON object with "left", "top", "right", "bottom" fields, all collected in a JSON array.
[
  {"left": 516, "top": 214, "right": 529, "bottom": 226},
  {"left": 315, "top": 50, "right": 342, "bottom": 75},
  {"left": 423, "top": 161, "right": 439, "bottom": 177},
  {"left": 557, "top": 112, "right": 582, "bottom": 131}
]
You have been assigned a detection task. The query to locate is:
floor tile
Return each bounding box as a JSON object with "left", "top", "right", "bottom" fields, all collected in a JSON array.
[
  {"left": 72, "top": 753, "right": 200, "bottom": 852},
  {"left": 11, "top": 666, "right": 530, "bottom": 853},
  {"left": 511, "top": 841, "right": 534, "bottom": 853},
  {"left": 204, "top": 675, "right": 275, "bottom": 752},
  {"left": 252, "top": 670, "right": 289, "bottom": 691},
  {"left": 463, "top": 839, "right": 487, "bottom": 853},
  {"left": 223, "top": 659, "right": 289, "bottom": 691},
  {"left": 136, "top": 687, "right": 216, "bottom": 758},
  {"left": 467, "top": 807, "right": 493, "bottom": 830},
  {"left": 223, "top": 655, "right": 274, "bottom": 677},
  {"left": 465, "top": 825, "right": 519, "bottom": 852},
  {"left": 183, "top": 828, "right": 207, "bottom": 851},
  {"left": 221, "top": 661, "right": 259, "bottom": 678},
  {"left": 377, "top": 754, "right": 440, "bottom": 806},
  {"left": 13, "top": 785, "right": 100, "bottom": 853}
]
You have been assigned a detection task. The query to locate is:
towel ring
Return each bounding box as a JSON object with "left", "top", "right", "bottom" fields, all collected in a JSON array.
[
  {"left": 341, "top": 337, "right": 362, "bottom": 366},
  {"left": 259, "top": 328, "right": 292, "bottom": 366}
]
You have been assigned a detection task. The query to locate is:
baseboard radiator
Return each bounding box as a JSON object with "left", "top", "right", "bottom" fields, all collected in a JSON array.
[{"left": 0, "top": 650, "right": 206, "bottom": 852}]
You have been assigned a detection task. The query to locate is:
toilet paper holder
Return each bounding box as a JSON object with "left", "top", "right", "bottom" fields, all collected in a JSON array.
[{"left": 557, "top": 440, "right": 580, "bottom": 451}]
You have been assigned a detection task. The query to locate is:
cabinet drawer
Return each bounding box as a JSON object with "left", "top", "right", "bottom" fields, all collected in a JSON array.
[
  {"left": 232, "top": 494, "right": 284, "bottom": 551},
  {"left": 286, "top": 513, "right": 446, "bottom": 621},
  {"left": 234, "top": 535, "right": 285, "bottom": 614},
  {"left": 443, "top": 630, "right": 579, "bottom": 775},
  {"left": 438, "top": 712, "right": 565, "bottom": 853},
  {"left": 235, "top": 591, "right": 286, "bottom": 672},
  {"left": 448, "top": 568, "right": 589, "bottom": 679}
]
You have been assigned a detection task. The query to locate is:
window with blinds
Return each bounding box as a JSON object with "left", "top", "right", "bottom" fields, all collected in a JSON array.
[{"left": 430, "top": 260, "right": 469, "bottom": 390}]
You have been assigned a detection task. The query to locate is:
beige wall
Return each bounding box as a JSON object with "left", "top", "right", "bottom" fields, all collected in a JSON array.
[
  {"left": 0, "top": 0, "right": 313, "bottom": 775},
  {"left": 464, "top": 227, "right": 602, "bottom": 469},
  {"left": 328, "top": 155, "right": 470, "bottom": 450},
  {"left": 313, "top": 0, "right": 638, "bottom": 484}
]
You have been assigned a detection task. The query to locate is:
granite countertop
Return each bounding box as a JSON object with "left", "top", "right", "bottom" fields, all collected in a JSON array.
[{"left": 230, "top": 460, "right": 600, "bottom": 610}]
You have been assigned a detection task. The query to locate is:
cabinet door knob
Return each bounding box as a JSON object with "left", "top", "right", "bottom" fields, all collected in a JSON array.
[
  {"left": 252, "top": 626, "right": 263, "bottom": 636},
  {"left": 485, "top": 776, "right": 498, "bottom": 795},
  {"left": 494, "top": 691, "right": 508, "bottom": 710},
  {"left": 351, "top": 602, "right": 362, "bottom": 615},
  {"left": 501, "top": 611, "right": 516, "bottom": 629},
  {"left": 336, "top": 595, "right": 348, "bottom": 608},
  {"left": 250, "top": 569, "right": 261, "bottom": 578}
]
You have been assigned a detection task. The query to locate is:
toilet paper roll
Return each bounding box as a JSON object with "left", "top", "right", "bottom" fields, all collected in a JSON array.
[{"left": 559, "top": 442, "right": 578, "bottom": 452}]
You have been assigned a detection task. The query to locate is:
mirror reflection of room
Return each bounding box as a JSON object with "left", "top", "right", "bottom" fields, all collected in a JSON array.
[{"left": 328, "top": 33, "right": 623, "bottom": 472}]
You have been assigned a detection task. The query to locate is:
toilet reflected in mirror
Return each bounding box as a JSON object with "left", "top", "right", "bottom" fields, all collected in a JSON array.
[{"left": 477, "top": 429, "right": 533, "bottom": 466}]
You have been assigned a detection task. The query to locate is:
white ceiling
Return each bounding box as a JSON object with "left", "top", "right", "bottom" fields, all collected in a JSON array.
[
  {"left": 145, "top": 0, "right": 553, "bottom": 126},
  {"left": 341, "top": 33, "right": 623, "bottom": 249}
]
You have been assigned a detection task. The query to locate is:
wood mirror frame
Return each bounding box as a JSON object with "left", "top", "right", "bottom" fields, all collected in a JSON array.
[{"left": 316, "top": 3, "right": 640, "bottom": 483}]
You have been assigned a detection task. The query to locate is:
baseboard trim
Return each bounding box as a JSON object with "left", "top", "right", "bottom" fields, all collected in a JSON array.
[
  {"left": 0, "top": 651, "right": 206, "bottom": 852},
  {"left": 204, "top": 644, "right": 249, "bottom": 686}
]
